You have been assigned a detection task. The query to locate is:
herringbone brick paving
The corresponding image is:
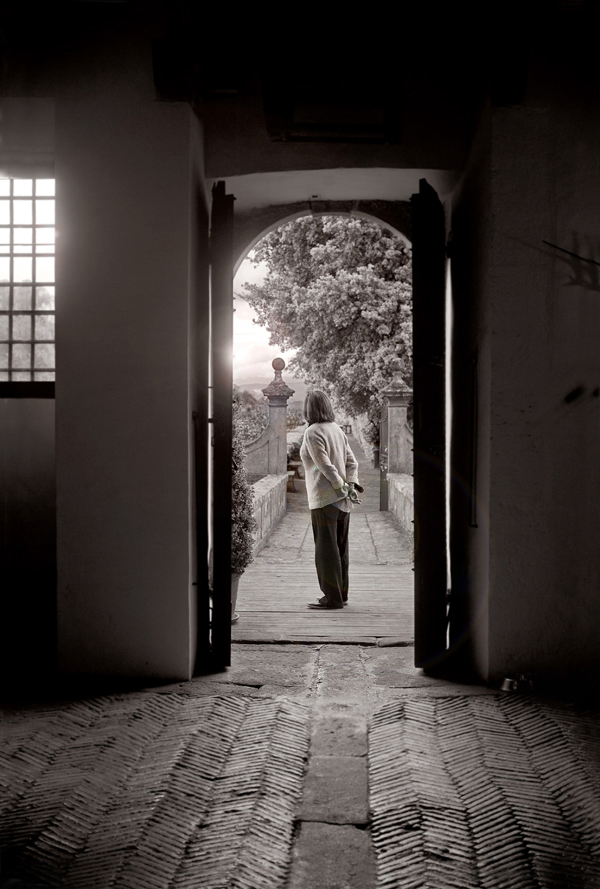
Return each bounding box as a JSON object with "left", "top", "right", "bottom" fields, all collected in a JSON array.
[
  {"left": 370, "top": 695, "right": 600, "bottom": 889},
  {"left": 1, "top": 693, "right": 309, "bottom": 889},
  {"left": 3, "top": 679, "right": 600, "bottom": 888}
]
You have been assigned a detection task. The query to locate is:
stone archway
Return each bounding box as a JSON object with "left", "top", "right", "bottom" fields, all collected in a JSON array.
[
  {"left": 233, "top": 200, "right": 412, "bottom": 273},
  {"left": 231, "top": 200, "right": 417, "bottom": 649}
]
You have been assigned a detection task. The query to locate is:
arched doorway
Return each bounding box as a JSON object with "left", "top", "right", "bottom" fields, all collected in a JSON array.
[
  {"left": 231, "top": 210, "right": 414, "bottom": 650},
  {"left": 205, "top": 180, "right": 448, "bottom": 672}
]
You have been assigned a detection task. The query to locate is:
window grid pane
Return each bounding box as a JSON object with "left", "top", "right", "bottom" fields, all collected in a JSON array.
[{"left": 0, "top": 179, "right": 56, "bottom": 380}]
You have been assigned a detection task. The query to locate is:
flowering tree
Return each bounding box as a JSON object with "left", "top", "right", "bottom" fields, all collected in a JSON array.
[{"left": 242, "top": 216, "right": 411, "bottom": 441}]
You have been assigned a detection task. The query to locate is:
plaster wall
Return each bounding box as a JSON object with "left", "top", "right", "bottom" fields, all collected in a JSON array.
[
  {"left": 486, "top": 74, "right": 600, "bottom": 680},
  {"left": 0, "top": 98, "right": 55, "bottom": 177},
  {"left": 202, "top": 11, "right": 479, "bottom": 183},
  {"left": 1, "top": 399, "right": 56, "bottom": 683},
  {"left": 452, "top": 54, "right": 600, "bottom": 681},
  {"left": 55, "top": 99, "right": 197, "bottom": 678}
]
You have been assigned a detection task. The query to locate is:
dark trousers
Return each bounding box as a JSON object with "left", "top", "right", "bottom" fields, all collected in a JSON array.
[{"left": 311, "top": 504, "right": 350, "bottom": 607}]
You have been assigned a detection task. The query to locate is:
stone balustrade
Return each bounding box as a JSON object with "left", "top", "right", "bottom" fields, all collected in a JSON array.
[
  {"left": 251, "top": 474, "right": 288, "bottom": 555},
  {"left": 244, "top": 358, "right": 294, "bottom": 479},
  {"left": 387, "top": 473, "right": 414, "bottom": 542},
  {"left": 381, "top": 359, "right": 414, "bottom": 537},
  {"left": 244, "top": 358, "right": 295, "bottom": 555},
  {"left": 381, "top": 359, "right": 413, "bottom": 475}
]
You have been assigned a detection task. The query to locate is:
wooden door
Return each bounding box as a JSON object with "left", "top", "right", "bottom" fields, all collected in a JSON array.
[
  {"left": 210, "top": 181, "right": 235, "bottom": 666},
  {"left": 411, "top": 178, "right": 448, "bottom": 669}
]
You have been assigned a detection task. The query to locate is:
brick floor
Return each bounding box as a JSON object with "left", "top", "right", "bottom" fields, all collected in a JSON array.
[
  {"left": 4, "top": 650, "right": 600, "bottom": 889},
  {"left": 4, "top": 444, "right": 600, "bottom": 888}
]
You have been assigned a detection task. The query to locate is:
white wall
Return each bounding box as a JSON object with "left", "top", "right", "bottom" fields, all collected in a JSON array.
[
  {"left": 451, "top": 61, "right": 600, "bottom": 682},
  {"left": 487, "top": 85, "right": 600, "bottom": 679},
  {"left": 56, "top": 99, "right": 198, "bottom": 678}
]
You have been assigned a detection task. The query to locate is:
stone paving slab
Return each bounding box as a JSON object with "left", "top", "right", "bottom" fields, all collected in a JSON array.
[
  {"left": 197, "top": 644, "right": 318, "bottom": 691},
  {"left": 310, "top": 714, "right": 368, "bottom": 756},
  {"left": 287, "top": 823, "right": 376, "bottom": 889},
  {"left": 191, "top": 644, "right": 494, "bottom": 704},
  {"left": 300, "top": 755, "right": 369, "bottom": 825}
]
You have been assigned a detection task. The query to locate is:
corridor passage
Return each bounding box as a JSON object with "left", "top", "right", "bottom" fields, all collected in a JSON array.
[
  {"left": 233, "top": 435, "right": 414, "bottom": 644},
  {"left": 4, "top": 441, "right": 600, "bottom": 889}
]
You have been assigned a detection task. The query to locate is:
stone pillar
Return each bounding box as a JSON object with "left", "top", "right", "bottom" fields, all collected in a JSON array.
[
  {"left": 382, "top": 358, "right": 413, "bottom": 474},
  {"left": 262, "top": 358, "right": 295, "bottom": 475}
]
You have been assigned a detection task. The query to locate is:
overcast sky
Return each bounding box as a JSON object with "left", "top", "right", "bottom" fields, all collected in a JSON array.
[{"left": 233, "top": 254, "right": 305, "bottom": 398}]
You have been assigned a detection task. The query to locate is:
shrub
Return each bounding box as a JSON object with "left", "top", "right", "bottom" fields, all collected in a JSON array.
[
  {"left": 287, "top": 439, "right": 301, "bottom": 463},
  {"left": 235, "top": 390, "right": 268, "bottom": 444},
  {"left": 231, "top": 398, "right": 258, "bottom": 574},
  {"left": 286, "top": 407, "right": 304, "bottom": 429}
]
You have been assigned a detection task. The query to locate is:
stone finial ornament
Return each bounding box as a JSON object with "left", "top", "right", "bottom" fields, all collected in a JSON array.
[
  {"left": 262, "top": 357, "right": 295, "bottom": 401},
  {"left": 381, "top": 357, "right": 412, "bottom": 403}
]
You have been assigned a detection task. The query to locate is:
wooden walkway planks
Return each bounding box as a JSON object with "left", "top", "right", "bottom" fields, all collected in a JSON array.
[
  {"left": 233, "top": 561, "right": 414, "bottom": 644},
  {"left": 232, "top": 433, "right": 414, "bottom": 645}
]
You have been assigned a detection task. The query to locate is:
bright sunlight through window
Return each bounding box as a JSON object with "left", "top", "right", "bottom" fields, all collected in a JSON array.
[{"left": 0, "top": 178, "right": 56, "bottom": 381}]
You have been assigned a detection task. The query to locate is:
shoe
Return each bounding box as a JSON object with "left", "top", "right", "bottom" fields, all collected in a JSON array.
[
  {"left": 307, "top": 599, "right": 343, "bottom": 609},
  {"left": 231, "top": 612, "right": 240, "bottom": 623}
]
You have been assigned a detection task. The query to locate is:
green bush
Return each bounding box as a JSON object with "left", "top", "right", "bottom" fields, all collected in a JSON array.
[
  {"left": 287, "top": 439, "right": 301, "bottom": 463},
  {"left": 233, "top": 385, "right": 268, "bottom": 444},
  {"left": 231, "top": 397, "right": 258, "bottom": 575}
]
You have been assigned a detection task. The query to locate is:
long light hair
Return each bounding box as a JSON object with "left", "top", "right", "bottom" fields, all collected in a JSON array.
[{"left": 304, "top": 390, "right": 335, "bottom": 425}]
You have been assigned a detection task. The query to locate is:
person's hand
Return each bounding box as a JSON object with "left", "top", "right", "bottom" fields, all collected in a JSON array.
[
  {"left": 335, "top": 482, "right": 362, "bottom": 504},
  {"left": 348, "top": 487, "right": 362, "bottom": 504}
]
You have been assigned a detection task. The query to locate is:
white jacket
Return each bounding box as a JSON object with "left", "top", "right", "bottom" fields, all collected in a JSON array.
[{"left": 300, "top": 422, "right": 360, "bottom": 510}]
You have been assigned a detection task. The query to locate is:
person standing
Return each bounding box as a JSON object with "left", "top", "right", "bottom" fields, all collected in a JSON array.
[{"left": 300, "top": 390, "right": 363, "bottom": 609}]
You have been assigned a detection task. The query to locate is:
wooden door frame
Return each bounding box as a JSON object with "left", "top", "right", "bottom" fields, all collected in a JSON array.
[
  {"left": 209, "top": 181, "right": 235, "bottom": 667},
  {"left": 411, "top": 178, "right": 449, "bottom": 669}
]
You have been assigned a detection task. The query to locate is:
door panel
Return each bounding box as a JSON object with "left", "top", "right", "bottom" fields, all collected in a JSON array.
[
  {"left": 210, "top": 181, "right": 235, "bottom": 667},
  {"left": 411, "top": 178, "right": 448, "bottom": 669},
  {"left": 191, "top": 183, "right": 211, "bottom": 673}
]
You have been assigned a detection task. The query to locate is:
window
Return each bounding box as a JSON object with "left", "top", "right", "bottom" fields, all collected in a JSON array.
[{"left": 0, "top": 178, "right": 55, "bottom": 382}]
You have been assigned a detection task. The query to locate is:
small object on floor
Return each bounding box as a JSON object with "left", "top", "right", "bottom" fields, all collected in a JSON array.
[
  {"left": 307, "top": 599, "right": 343, "bottom": 609},
  {"left": 501, "top": 672, "right": 534, "bottom": 692},
  {"left": 231, "top": 612, "right": 240, "bottom": 623}
]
